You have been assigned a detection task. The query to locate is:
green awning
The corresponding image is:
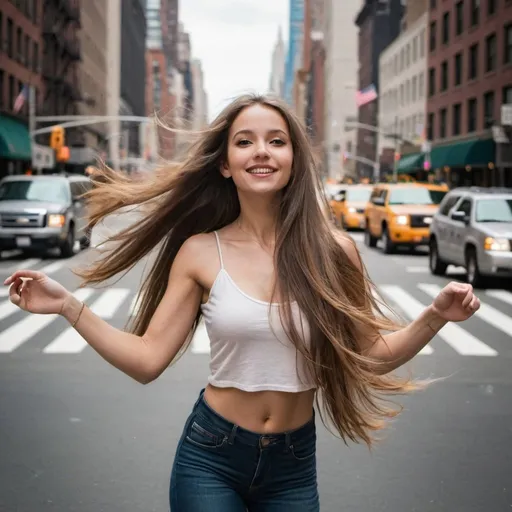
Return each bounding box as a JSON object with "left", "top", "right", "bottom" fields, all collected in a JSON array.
[
  {"left": 396, "top": 152, "right": 424, "bottom": 173},
  {"left": 0, "top": 116, "right": 32, "bottom": 161},
  {"left": 430, "top": 138, "right": 495, "bottom": 169}
]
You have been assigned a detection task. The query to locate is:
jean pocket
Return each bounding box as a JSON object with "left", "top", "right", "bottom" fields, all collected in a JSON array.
[
  {"left": 290, "top": 434, "right": 316, "bottom": 461},
  {"left": 185, "top": 420, "right": 227, "bottom": 450}
]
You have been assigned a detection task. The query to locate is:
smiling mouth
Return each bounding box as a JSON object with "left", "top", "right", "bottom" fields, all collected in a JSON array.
[{"left": 246, "top": 167, "right": 277, "bottom": 175}]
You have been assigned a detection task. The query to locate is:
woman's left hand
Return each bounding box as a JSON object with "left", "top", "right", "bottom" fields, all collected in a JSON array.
[{"left": 430, "top": 282, "right": 481, "bottom": 322}]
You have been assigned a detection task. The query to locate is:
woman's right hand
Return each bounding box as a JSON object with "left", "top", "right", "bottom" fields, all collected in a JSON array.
[{"left": 3, "top": 270, "right": 72, "bottom": 315}]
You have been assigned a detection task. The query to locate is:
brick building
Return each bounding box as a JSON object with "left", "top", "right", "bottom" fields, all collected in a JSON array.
[{"left": 426, "top": 0, "right": 512, "bottom": 187}]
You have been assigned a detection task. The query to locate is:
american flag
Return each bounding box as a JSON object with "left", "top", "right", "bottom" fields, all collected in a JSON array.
[
  {"left": 356, "top": 84, "right": 378, "bottom": 108},
  {"left": 13, "top": 85, "right": 29, "bottom": 113}
]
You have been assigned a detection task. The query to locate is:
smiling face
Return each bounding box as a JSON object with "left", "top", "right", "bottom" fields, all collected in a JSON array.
[{"left": 221, "top": 104, "right": 294, "bottom": 196}]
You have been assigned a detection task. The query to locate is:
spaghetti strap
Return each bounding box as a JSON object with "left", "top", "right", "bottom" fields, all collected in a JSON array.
[{"left": 213, "top": 231, "right": 224, "bottom": 269}]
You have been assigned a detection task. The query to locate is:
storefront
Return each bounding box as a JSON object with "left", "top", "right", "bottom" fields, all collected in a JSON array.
[{"left": 0, "top": 116, "right": 32, "bottom": 179}]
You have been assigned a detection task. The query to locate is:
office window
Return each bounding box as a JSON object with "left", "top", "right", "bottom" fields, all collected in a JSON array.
[
  {"left": 486, "top": 33, "right": 497, "bottom": 71},
  {"left": 471, "top": 0, "right": 480, "bottom": 26},
  {"left": 488, "top": 0, "right": 496, "bottom": 15},
  {"left": 406, "top": 45, "right": 411, "bottom": 67},
  {"left": 453, "top": 103, "right": 462, "bottom": 135},
  {"left": 429, "top": 67, "right": 436, "bottom": 96},
  {"left": 413, "top": 37, "right": 418, "bottom": 61},
  {"left": 503, "top": 86, "right": 512, "bottom": 104},
  {"left": 455, "top": 1, "right": 464, "bottom": 35},
  {"left": 430, "top": 21, "right": 437, "bottom": 52},
  {"left": 483, "top": 91, "right": 495, "bottom": 127},
  {"left": 469, "top": 43, "right": 478, "bottom": 79},
  {"left": 439, "top": 108, "right": 447, "bottom": 138},
  {"left": 442, "top": 12, "right": 450, "bottom": 44},
  {"left": 412, "top": 76, "right": 417, "bottom": 101},
  {"left": 16, "top": 27, "right": 22, "bottom": 63},
  {"left": 454, "top": 52, "right": 463, "bottom": 85},
  {"left": 441, "top": 60, "right": 449, "bottom": 91},
  {"left": 419, "top": 73, "right": 425, "bottom": 98},
  {"left": 7, "top": 18, "right": 13, "bottom": 59},
  {"left": 24, "top": 35, "right": 29, "bottom": 67},
  {"left": 467, "top": 98, "right": 477, "bottom": 132},
  {"left": 427, "top": 112, "right": 435, "bottom": 140},
  {"left": 505, "top": 25, "right": 512, "bottom": 64}
]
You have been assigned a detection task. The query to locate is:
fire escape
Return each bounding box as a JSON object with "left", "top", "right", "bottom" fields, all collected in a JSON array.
[{"left": 42, "top": 0, "right": 84, "bottom": 146}]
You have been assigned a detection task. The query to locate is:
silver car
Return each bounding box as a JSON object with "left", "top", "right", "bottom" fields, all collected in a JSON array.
[
  {"left": 0, "top": 174, "right": 92, "bottom": 258},
  {"left": 429, "top": 187, "right": 512, "bottom": 287}
]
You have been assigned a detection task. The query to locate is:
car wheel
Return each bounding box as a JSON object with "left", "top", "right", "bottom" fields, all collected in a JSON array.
[
  {"left": 60, "top": 226, "right": 75, "bottom": 258},
  {"left": 381, "top": 226, "right": 394, "bottom": 254},
  {"left": 364, "top": 226, "right": 377, "bottom": 248},
  {"left": 466, "top": 248, "right": 486, "bottom": 288},
  {"left": 429, "top": 239, "right": 448, "bottom": 275}
]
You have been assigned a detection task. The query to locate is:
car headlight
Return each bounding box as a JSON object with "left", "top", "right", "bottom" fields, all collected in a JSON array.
[
  {"left": 393, "top": 215, "right": 408, "bottom": 225},
  {"left": 348, "top": 207, "right": 357, "bottom": 213},
  {"left": 484, "top": 237, "right": 509, "bottom": 251},
  {"left": 48, "top": 214, "right": 66, "bottom": 227}
]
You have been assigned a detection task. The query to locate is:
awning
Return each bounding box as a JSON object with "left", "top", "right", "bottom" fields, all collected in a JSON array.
[
  {"left": 396, "top": 152, "right": 424, "bottom": 173},
  {"left": 430, "top": 138, "right": 495, "bottom": 169},
  {"left": 0, "top": 116, "right": 32, "bottom": 161}
]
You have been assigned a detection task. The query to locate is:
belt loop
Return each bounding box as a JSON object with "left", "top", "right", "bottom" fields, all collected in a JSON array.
[
  {"left": 285, "top": 432, "right": 292, "bottom": 453},
  {"left": 228, "top": 424, "right": 238, "bottom": 445}
]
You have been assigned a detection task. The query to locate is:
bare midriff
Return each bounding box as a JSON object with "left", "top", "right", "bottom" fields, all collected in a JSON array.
[{"left": 204, "top": 384, "right": 316, "bottom": 433}]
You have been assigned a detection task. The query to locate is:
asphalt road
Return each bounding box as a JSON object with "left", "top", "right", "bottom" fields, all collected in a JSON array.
[{"left": 1, "top": 217, "right": 511, "bottom": 512}]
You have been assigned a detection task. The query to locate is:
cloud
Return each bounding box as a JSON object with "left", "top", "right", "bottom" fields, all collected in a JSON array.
[{"left": 180, "top": 0, "right": 289, "bottom": 120}]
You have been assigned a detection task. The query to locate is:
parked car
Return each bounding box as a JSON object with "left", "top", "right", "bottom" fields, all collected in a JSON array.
[
  {"left": 364, "top": 182, "right": 448, "bottom": 253},
  {"left": 428, "top": 187, "right": 512, "bottom": 287},
  {"left": 0, "top": 174, "right": 92, "bottom": 257}
]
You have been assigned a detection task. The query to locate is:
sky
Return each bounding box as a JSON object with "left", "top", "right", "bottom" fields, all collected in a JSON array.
[{"left": 180, "top": 0, "right": 289, "bottom": 121}]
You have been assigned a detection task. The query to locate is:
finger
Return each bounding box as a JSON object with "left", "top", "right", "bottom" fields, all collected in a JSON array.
[
  {"left": 467, "top": 297, "right": 480, "bottom": 312},
  {"left": 8, "top": 278, "right": 23, "bottom": 306},
  {"left": 3, "top": 269, "right": 45, "bottom": 285},
  {"left": 462, "top": 291, "right": 474, "bottom": 308}
]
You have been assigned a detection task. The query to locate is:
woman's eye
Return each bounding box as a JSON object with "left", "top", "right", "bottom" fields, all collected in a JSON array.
[
  {"left": 270, "top": 139, "right": 285, "bottom": 145},
  {"left": 236, "top": 139, "right": 251, "bottom": 146}
]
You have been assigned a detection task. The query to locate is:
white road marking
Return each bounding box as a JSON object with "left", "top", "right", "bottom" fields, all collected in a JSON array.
[{"left": 485, "top": 289, "right": 512, "bottom": 307}]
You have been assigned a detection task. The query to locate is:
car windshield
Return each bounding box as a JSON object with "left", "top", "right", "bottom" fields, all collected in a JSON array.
[
  {"left": 0, "top": 179, "right": 70, "bottom": 203},
  {"left": 475, "top": 198, "right": 512, "bottom": 222},
  {"left": 346, "top": 188, "right": 372, "bottom": 202},
  {"left": 388, "top": 188, "right": 447, "bottom": 206}
]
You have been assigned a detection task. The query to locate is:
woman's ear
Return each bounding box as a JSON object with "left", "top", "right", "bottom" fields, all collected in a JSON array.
[{"left": 220, "top": 161, "right": 231, "bottom": 179}]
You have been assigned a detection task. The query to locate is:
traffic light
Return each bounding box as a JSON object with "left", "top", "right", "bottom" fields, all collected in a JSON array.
[{"left": 50, "top": 126, "right": 65, "bottom": 150}]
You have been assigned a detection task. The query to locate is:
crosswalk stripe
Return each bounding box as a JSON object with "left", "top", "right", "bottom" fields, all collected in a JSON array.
[
  {"left": 40, "top": 260, "right": 67, "bottom": 275},
  {"left": 380, "top": 285, "right": 497, "bottom": 356},
  {"left": 0, "top": 297, "right": 20, "bottom": 322},
  {"left": 485, "top": 289, "right": 512, "bottom": 307},
  {"left": 418, "top": 284, "right": 512, "bottom": 342},
  {"left": 6, "top": 258, "right": 41, "bottom": 272},
  {"left": 0, "top": 288, "right": 9, "bottom": 297},
  {"left": 43, "top": 288, "right": 130, "bottom": 354},
  {"left": 0, "top": 288, "right": 95, "bottom": 353}
]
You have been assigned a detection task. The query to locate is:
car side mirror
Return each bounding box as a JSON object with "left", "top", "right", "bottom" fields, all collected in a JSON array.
[
  {"left": 451, "top": 210, "right": 469, "bottom": 223},
  {"left": 333, "top": 193, "right": 345, "bottom": 202}
]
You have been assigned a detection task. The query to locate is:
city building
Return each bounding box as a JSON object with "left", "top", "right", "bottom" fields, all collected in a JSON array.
[
  {"left": 190, "top": 59, "right": 208, "bottom": 131},
  {"left": 378, "top": 12, "right": 428, "bottom": 175},
  {"left": 0, "top": 0, "right": 43, "bottom": 176},
  {"left": 355, "top": 0, "right": 404, "bottom": 180},
  {"left": 324, "top": 0, "right": 360, "bottom": 180},
  {"left": 284, "top": 0, "right": 305, "bottom": 105},
  {"left": 426, "top": 0, "right": 512, "bottom": 187},
  {"left": 269, "top": 27, "right": 286, "bottom": 97}
]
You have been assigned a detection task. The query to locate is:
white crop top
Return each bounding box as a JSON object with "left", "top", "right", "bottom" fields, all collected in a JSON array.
[{"left": 199, "top": 231, "right": 317, "bottom": 393}]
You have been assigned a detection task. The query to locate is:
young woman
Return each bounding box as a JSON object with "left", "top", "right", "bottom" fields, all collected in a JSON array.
[{"left": 3, "top": 95, "right": 480, "bottom": 511}]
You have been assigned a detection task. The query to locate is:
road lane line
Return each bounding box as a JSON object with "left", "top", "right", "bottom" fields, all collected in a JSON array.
[
  {"left": 485, "top": 289, "right": 512, "bottom": 307},
  {"left": 43, "top": 288, "right": 129, "bottom": 354},
  {"left": 378, "top": 286, "right": 434, "bottom": 355},
  {"left": 419, "top": 283, "right": 512, "bottom": 344},
  {"left": 0, "top": 288, "right": 94, "bottom": 353}
]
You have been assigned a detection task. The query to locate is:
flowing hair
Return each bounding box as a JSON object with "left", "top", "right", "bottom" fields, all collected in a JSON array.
[{"left": 74, "top": 94, "right": 421, "bottom": 448}]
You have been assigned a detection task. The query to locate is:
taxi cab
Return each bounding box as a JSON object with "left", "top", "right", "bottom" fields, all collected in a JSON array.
[
  {"left": 329, "top": 184, "right": 373, "bottom": 230},
  {"left": 364, "top": 182, "right": 448, "bottom": 253}
]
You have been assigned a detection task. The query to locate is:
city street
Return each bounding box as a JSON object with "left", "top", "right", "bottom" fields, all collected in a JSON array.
[{"left": 0, "top": 217, "right": 511, "bottom": 512}]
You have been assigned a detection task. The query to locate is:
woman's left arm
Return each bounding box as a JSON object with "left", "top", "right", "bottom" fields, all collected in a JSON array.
[{"left": 336, "top": 233, "right": 480, "bottom": 373}]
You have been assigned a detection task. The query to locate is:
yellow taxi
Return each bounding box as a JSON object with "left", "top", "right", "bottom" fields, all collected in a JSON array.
[
  {"left": 329, "top": 184, "right": 373, "bottom": 230},
  {"left": 364, "top": 182, "right": 448, "bottom": 253}
]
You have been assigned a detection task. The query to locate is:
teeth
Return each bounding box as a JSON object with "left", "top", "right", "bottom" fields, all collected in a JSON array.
[{"left": 247, "top": 168, "right": 275, "bottom": 174}]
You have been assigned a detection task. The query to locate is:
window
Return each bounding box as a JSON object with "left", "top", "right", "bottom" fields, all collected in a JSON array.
[
  {"left": 488, "top": 0, "right": 496, "bottom": 15},
  {"left": 441, "top": 60, "right": 449, "bottom": 91},
  {"left": 439, "top": 195, "right": 461, "bottom": 216},
  {"left": 504, "top": 86, "right": 512, "bottom": 104},
  {"left": 442, "top": 12, "right": 450, "bottom": 44},
  {"left": 429, "top": 67, "right": 436, "bottom": 96},
  {"left": 429, "top": 21, "right": 437, "bottom": 51},
  {"left": 454, "top": 52, "right": 463, "bottom": 85},
  {"left": 430, "top": 0, "right": 437, "bottom": 8},
  {"left": 419, "top": 73, "right": 425, "bottom": 97},
  {"left": 439, "top": 108, "right": 447, "bottom": 138},
  {"left": 428, "top": 112, "right": 435, "bottom": 139},
  {"left": 32, "top": 42, "right": 38, "bottom": 72},
  {"left": 413, "top": 37, "right": 418, "bottom": 61},
  {"left": 412, "top": 75, "right": 417, "bottom": 101},
  {"left": 475, "top": 199, "right": 512, "bottom": 222},
  {"left": 458, "top": 199, "right": 473, "bottom": 216},
  {"left": 388, "top": 188, "right": 447, "bottom": 206},
  {"left": 24, "top": 34, "right": 29, "bottom": 66},
  {"left": 469, "top": 43, "right": 478, "bottom": 79},
  {"left": 485, "top": 33, "right": 497, "bottom": 71},
  {"left": 420, "top": 29, "right": 425, "bottom": 56},
  {"left": 16, "top": 27, "right": 22, "bottom": 63},
  {"left": 471, "top": 0, "right": 480, "bottom": 26},
  {"left": 483, "top": 91, "right": 495, "bottom": 126},
  {"left": 505, "top": 24, "right": 512, "bottom": 64},
  {"left": 455, "top": 1, "right": 464, "bottom": 35},
  {"left": 453, "top": 103, "right": 462, "bottom": 135},
  {"left": 0, "top": 180, "right": 70, "bottom": 204},
  {"left": 7, "top": 18, "right": 13, "bottom": 59},
  {"left": 0, "top": 70, "right": 3, "bottom": 110},
  {"left": 467, "top": 98, "right": 477, "bottom": 132}
]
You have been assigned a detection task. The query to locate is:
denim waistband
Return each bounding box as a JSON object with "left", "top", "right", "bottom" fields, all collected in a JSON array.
[{"left": 191, "top": 388, "right": 315, "bottom": 449}]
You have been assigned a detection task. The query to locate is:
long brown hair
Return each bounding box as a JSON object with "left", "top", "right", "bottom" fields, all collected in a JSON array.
[{"left": 75, "top": 94, "right": 420, "bottom": 447}]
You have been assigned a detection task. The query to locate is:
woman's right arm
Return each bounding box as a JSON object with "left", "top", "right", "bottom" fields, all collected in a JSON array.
[{"left": 61, "top": 237, "right": 204, "bottom": 384}]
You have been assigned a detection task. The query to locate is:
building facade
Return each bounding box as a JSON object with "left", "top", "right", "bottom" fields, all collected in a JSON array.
[
  {"left": 0, "top": 0, "right": 44, "bottom": 176},
  {"left": 269, "top": 27, "right": 286, "bottom": 97},
  {"left": 426, "top": 0, "right": 512, "bottom": 187},
  {"left": 378, "top": 13, "right": 428, "bottom": 165},
  {"left": 191, "top": 59, "right": 208, "bottom": 130},
  {"left": 355, "top": 0, "right": 404, "bottom": 179},
  {"left": 324, "top": 0, "right": 360, "bottom": 180}
]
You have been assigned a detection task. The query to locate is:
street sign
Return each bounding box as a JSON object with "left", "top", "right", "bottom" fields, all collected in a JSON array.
[
  {"left": 31, "top": 144, "right": 55, "bottom": 170},
  {"left": 492, "top": 126, "right": 509, "bottom": 144},
  {"left": 501, "top": 104, "right": 512, "bottom": 125}
]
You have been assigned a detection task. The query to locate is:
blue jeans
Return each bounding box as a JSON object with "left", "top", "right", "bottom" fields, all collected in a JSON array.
[{"left": 169, "top": 389, "right": 319, "bottom": 511}]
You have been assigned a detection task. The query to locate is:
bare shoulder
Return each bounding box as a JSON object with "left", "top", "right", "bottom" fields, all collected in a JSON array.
[
  {"left": 331, "top": 229, "right": 363, "bottom": 271},
  {"left": 176, "top": 232, "right": 219, "bottom": 281}
]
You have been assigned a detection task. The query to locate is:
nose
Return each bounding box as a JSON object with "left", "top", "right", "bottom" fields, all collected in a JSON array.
[{"left": 253, "top": 141, "right": 270, "bottom": 159}]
